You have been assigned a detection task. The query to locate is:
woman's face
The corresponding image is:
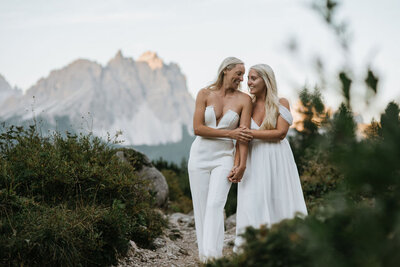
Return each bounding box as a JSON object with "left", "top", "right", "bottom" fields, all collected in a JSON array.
[
  {"left": 224, "top": 64, "right": 245, "bottom": 89},
  {"left": 247, "top": 69, "right": 266, "bottom": 96}
]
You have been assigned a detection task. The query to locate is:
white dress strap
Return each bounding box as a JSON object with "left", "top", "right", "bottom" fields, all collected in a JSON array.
[{"left": 279, "top": 104, "right": 293, "bottom": 126}]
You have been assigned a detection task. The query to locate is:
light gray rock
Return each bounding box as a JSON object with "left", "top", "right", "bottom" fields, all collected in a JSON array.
[
  {"left": 225, "top": 213, "right": 236, "bottom": 230},
  {"left": 116, "top": 150, "right": 169, "bottom": 207},
  {"left": 127, "top": 240, "right": 137, "bottom": 257},
  {"left": 169, "top": 213, "right": 194, "bottom": 228},
  {"left": 224, "top": 227, "right": 236, "bottom": 248},
  {"left": 138, "top": 166, "right": 169, "bottom": 207},
  {"left": 115, "top": 151, "right": 129, "bottom": 164},
  {"left": 152, "top": 237, "right": 166, "bottom": 249}
]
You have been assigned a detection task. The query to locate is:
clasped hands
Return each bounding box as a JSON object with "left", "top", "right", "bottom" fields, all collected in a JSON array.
[
  {"left": 227, "top": 125, "right": 252, "bottom": 183},
  {"left": 229, "top": 125, "right": 252, "bottom": 143},
  {"left": 227, "top": 165, "right": 245, "bottom": 183}
]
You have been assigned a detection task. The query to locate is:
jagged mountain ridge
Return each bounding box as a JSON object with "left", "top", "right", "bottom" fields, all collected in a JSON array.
[
  {"left": 0, "top": 51, "right": 195, "bottom": 145},
  {"left": 0, "top": 74, "right": 22, "bottom": 105}
]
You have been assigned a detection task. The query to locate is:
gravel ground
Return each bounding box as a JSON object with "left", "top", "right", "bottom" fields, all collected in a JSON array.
[{"left": 117, "top": 212, "right": 236, "bottom": 267}]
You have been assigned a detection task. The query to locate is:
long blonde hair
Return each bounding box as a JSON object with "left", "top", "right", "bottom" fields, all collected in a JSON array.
[
  {"left": 207, "top": 57, "right": 244, "bottom": 90},
  {"left": 250, "top": 64, "right": 279, "bottom": 130}
]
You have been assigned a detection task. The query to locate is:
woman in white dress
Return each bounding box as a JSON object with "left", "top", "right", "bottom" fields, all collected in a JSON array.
[
  {"left": 229, "top": 64, "right": 308, "bottom": 251},
  {"left": 188, "top": 57, "right": 253, "bottom": 262}
]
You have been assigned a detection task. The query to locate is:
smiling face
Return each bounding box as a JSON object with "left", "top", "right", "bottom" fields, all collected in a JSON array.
[
  {"left": 224, "top": 64, "right": 245, "bottom": 89},
  {"left": 247, "top": 68, "right": 266, "bottom": 97}
]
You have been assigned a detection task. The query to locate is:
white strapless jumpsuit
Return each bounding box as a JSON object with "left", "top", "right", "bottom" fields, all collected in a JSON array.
[{"left": 188, "top": 106, "right": 239, "bottom": 262}]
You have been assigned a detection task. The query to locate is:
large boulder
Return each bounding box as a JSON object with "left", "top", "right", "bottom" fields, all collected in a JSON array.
[{"left": 115, "top": 149, "right": 169, "bottom": 207}]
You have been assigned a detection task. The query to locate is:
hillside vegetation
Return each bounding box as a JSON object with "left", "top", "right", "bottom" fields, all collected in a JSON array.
[{"left": 0, "top": 126, "right": 166, "bottom": 266}]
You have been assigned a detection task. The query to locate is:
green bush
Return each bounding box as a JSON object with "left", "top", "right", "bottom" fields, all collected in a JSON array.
[
  {"left": 299, "top": 147, "right": 343, "bottom": 212},
  {"left": 208, "top": 101, "right": 400, "bottom": 267},
  {"left": 162, "top": 170, "right": 192, "bottom": 213},
  {"left": 288, "top": 87, "right": 342, "bottom": 213},
  {"left": 153, "top": 158, "right": 193, "bottom": 213},
  {"left": 0, "top": 126, "right": 166, "bottom": 266},
  {"left": 208, "top": 219, "right": 309, "bottom": 267},
  {"left": 0, "top": 196, "right": 130, "bottom": 266}
]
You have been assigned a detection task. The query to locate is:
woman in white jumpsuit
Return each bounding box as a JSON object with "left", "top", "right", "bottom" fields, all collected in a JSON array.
[
  {"left": 229, "top": 64, "right": 308, "bottom": 252},
  {"left": 188, "top": 57, "right": 252, "bottom": 262}
]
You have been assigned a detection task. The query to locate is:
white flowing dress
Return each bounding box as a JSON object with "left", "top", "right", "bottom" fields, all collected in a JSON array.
[
  {"left": 188, "top": 106, "right": 239, "bottom": 262},
  {"left": 234, "top": 105, "right": 308, "bottom": 250}
]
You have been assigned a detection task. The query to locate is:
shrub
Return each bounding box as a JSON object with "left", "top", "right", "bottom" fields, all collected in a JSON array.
[
  {"left": 0, "top": 125, "right": 166, "bottom": 266},
  {"left": 153, "top": 158, "right": 193, "bottom": 213},
  {"left": 0, "top": 196, "right": 130, "bottom": 266},
  {"left": 162, "top": 170, "right": 192, "bottom": 213},
  {"left": 299, "top": 146, "right": 343, "bottom": 212},
  {"left": 208, "top": 101, "right": 400, "bottom": 267}
]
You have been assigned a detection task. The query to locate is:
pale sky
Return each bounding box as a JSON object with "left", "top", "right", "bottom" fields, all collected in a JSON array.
[{"left": 1, "top": 0, "right": 399, "bottom": 122}]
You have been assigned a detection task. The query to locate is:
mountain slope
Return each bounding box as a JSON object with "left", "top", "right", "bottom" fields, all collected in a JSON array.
[
  {"left": 0, "top": 74, "right": 22, "bottom": 106},
  {"left": 0, "top": 51, "right": 195, "bottom": 145}
]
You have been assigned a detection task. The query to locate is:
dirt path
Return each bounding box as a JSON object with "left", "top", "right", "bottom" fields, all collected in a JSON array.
[{"left": 117, "top": 212, "right": 236, "bottom": 267}]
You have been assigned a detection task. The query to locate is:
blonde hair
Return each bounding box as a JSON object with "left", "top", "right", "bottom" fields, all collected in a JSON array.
[
  {"left": 250, "top": 64, "right": 279, "bottom": 130},
  {"left": 207, "top": 57, "right": 244, "bottom": 90}
]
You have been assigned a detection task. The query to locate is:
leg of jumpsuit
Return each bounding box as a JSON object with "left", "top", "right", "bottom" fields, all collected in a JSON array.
[
  {"left": 202, "top": 164, "right": 232, "bottom": 260},
  {"left": 188, "top": 169, "right": 210, "bottom": 260}
]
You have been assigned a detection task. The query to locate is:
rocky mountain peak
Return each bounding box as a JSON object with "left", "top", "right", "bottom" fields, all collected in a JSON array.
[
  {"left": 0, "top": 73, "right": 12, "bottom": 92},
  {"left": 0, "top": 74, "right": 22, "bottom": 108},
  {"left": 112, "top": 49, "right": 125, "bottom": 61},
  {"left": 107, "top": 49, "right": 134, "bottom": 68},
  {"left": 0, "top": 51, "right": 195, "bottom": 146},
  {"left": 49, "top": 59, "right": 103, "bottom": 79},
  {"left": 138, "top": 51, "right": 163, "bottom": 70}
]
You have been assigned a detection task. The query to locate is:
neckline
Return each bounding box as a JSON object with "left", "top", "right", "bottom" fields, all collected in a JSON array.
[
  {"left": 206, "top": 105, "right": 239, "bottom": 127},
  {"left": 251, "top": 104, "right": 291, "bottom": 128},
  {"left": 251, "top": 117, "right": 261, "bottom": 128}
]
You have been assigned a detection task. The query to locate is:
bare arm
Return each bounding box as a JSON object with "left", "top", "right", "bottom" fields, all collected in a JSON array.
[
  {"left": 250, "top": 98, "right": 291, "bottom": 141},
  {"left": 233, "top": 141, "right": 240, "bottom": 167},
  {"left": 230, "top": 95, "right": 252, "bottom": 181},
  {"left": 193, "top": 89, "right": 252, "bottom": 142}
]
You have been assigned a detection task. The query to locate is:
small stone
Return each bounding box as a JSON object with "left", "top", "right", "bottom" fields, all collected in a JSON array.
[
  {"left": 169, "top": 232, "right": 182, "bottom": 240},
  {"left": 179, "top": 248, "right": 189, "bottom": 255},
  {"left": 152, "top": 237, "right": 166, "bottom": 249},
  {"left": 167, "top": 252, "right": 178, "bottom": 260},
  {"left": 225, "top": 213, "right": 236, "bottom": 230},
  {"left": 126, "top": 240, "right": 138, "bottom": 257}
]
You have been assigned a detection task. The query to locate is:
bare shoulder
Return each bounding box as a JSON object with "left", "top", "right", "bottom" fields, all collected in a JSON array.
[
  {"left": 236, "top": 91, "right": 252, "bottom": 105},
  {"left": 197, "top": 88, "right": 211, "bottom": 98},
  {"left": 279, "top": 97, "right": 290, "bottom": 110},
  {"left": 196, "top": 88, "right": 211, "bottom": 103}
]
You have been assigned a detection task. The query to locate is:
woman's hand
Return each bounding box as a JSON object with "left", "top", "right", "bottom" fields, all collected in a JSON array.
[
  {"left": 227, "top": 166, "right": 238, "bottom": 182},
  {"left": 229, "top": 126, "right": 253, "bottom": 143},
  {"left": 227, "top": 165, "right": 246, "bottom": 183}
]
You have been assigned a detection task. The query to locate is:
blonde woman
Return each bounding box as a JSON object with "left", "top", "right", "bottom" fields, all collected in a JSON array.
[
  {"left": 229, "top": 64, "right": 308, "bottom": 251},
  {"left": 188, "top": 57, "right": 252, "bottom": 262}
]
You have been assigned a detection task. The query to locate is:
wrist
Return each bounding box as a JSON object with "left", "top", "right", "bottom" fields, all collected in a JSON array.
[
  {"left": 238, "top": 164, "right": 246, "bottom": 170},
  {"left": 225, "top": 130, "right": 231, "bottom": 139}
]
